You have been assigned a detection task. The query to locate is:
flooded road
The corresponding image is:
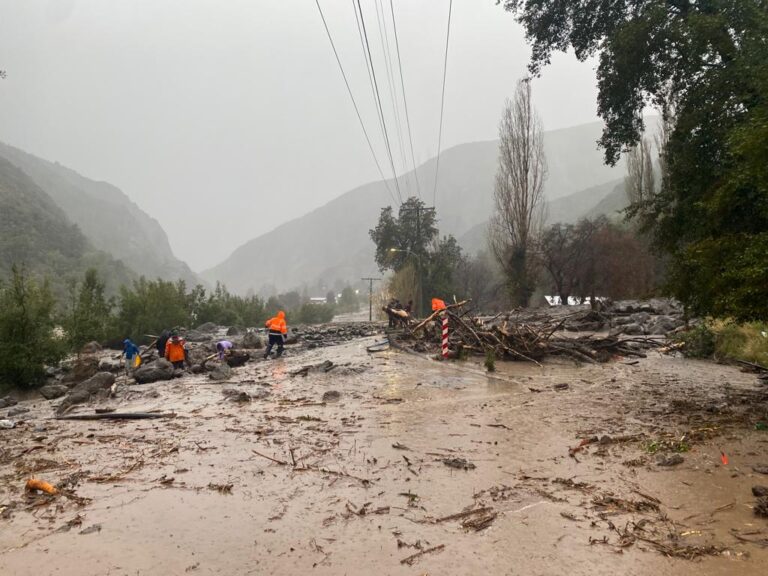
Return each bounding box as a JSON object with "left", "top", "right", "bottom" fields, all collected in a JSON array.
[{"left": 1, "top": 336, "right": 768, "bottom": 575}]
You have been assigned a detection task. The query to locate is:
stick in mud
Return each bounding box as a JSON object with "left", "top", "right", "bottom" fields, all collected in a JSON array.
[{"left": 400, "top": 544, "right": 446, "bottom": 566}]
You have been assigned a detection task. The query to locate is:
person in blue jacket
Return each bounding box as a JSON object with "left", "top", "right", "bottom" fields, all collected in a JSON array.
[{"left": 122, "top": 339, "right": 141, "bottom": 373}]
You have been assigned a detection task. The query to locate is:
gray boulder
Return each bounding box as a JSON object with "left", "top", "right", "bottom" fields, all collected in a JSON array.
[
  {"left": 196, "top": 322, "right": 218, "bottom": 333},
  {"left": 57, "top": 372, "right": 116, "bottom": 414},
  {"left": 133, "top": 359, "right": 175, "bottom": 384},
  {"left": 0, "top": 396, "right": 18, "bottom": 409},
  {"left": 241, "top": 331, "right": 264, "bottom": 349},
  {"left": 98, "top": 357, "right": 122, "bottom": 372},
  {"left": 80, "top": 341, "right": 102, "bottom": 355},
  {"left": 226, "top": 326, "right": 241, "bottom": 336},
  {"left": 39, "top": 384, "right": 69, "bottom": 400},
  {"left": 209, "top": 363, "right": 232, "bottom": 381},
  {"left": 649, "top": 316, "right": 683, "bottom": 336},
  {"left": 185, "top": 330, "right": 213, "bottom": 342}
]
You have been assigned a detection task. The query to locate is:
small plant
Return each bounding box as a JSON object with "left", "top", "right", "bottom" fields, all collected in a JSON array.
[
  {"left": 643, "top": 437, "right": 691, "bottom": 454},
  {"left": 484, "top": 348, "right": 496, "bottom": 372},
  {"left": 674, "top": 323, "right": 715, "bottom": 358}
]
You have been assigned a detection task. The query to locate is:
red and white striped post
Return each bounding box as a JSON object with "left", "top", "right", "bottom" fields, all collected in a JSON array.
[{"left": 441, "top": 311, "right": 449, "bottom": 359}]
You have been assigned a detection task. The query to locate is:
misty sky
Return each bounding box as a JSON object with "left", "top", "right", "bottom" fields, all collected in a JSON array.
[{"left": 0, "top": 0, "right": 601, "bottom": 271}]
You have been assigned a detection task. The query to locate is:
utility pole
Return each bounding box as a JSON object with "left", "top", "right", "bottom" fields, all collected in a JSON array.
[
  {"left": 361, "top": 277, "right": 381, "bottom": 322},
  {"left": 398, "top": 204, "right": 435, "bottom": 317}
]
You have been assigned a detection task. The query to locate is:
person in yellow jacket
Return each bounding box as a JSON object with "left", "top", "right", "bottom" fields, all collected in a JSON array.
[{"left": 264, "top": 311, "right": 287, "bottom": 359}]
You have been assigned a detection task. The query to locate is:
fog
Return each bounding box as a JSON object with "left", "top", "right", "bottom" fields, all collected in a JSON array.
[{"left": 0, "top": 0, "right": 600, "bottom": 271}]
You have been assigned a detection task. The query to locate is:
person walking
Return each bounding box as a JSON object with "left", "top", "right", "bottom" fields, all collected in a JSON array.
[
  {"left": 122, "top": 338, "right": 141, "bottom": 374},
  {"left": 164, "top": 330, "right": 187, "bottom": 370},
  {"left": 263, "top": 311, "right": 287, "bottom": 359}
]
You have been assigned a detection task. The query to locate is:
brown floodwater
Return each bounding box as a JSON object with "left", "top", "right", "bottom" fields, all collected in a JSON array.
[{"left": 1, "top": 337, "right": 767, "bottom": 575}]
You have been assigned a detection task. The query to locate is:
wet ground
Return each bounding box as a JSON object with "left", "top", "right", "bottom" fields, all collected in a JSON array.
[{"left": 2, "top": 335, "right": 768, "bottom": 575}]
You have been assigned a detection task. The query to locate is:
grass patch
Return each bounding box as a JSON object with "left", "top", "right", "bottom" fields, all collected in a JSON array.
[
  {"left": 675, "top": 320, "right": 768, "bottom": 366},
  {"left": 643, "top": 438, "right": 691, "bottom": 454}
]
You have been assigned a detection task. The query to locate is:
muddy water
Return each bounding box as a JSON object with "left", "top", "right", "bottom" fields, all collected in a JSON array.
[{"left": 1, "top": 339, "right": 768, "bottom": 575}]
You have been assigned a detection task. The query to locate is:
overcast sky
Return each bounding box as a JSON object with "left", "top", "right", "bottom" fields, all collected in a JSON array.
[{"left": 0, "top": 0, "right": 601, "bottom": 271}]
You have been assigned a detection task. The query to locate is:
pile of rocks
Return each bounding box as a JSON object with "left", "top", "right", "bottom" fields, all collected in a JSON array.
[
  {"left": 607, "top": 299, "right": 687, "bottom": 337},
  {"left": 296, "top": 322, "right": 383, "bottom": 350}
]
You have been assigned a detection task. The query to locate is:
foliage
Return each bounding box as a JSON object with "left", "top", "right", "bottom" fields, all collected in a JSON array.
[
  {"left": 370, "top": 197, "right": 466, "bottom": 314},
  {"left": 338, "top": 286, "right": 360, "bottom": 313},
  {"left": 293, "top": 302, "right": 336, "bottom": 325},
  {"left": 499, "top": 0, "right": 768, "bottom": 320},
  {"left": 61, "top": 268, "right": 113, "bottom": 350},
  {"left": 0, "top": 267, "right": 65, "bottom": 389},
  {"left": 191, "top": 282, "right": 266, "bottom": 328},
  {"left": 370, "top": 197, "right": 437, "bottom": 273},
  {"left": 674, "top": 323, "right": 716, "bottom": 359}
]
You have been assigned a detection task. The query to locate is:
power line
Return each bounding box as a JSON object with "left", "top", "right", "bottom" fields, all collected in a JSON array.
[
  {"left": 432, "top": 0, "right": 454, "bottom": 208},
  {"left": 314, "top": 0, "right": 397, "bottom": 205},
  {"left": 355, "top": 0, "right": 404, "bottom": 204},
  {"left": 375, "top": 0, "right": 410, "bottom": 198},
  {"left": 389, "top": 0, "right": 422, "bottom": 200}
]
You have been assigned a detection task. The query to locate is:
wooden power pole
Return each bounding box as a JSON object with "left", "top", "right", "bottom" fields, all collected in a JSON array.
[{"left": 361, "top": 277, "right": 381, "bottom": 322}]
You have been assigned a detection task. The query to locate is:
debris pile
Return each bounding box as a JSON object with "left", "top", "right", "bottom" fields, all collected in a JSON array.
[{"left": 398, "top": 300, "right": 664, "bottom": 364}]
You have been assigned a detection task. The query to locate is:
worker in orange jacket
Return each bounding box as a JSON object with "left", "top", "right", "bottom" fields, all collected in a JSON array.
[
  {"left": 164, "top": 330, "right": 188, "bottom": 370},
  {"left": 264, "top": 311, "right": 287, "bottom": 359}
]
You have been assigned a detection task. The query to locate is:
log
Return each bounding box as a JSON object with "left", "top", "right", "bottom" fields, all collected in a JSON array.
[{"left": 56, "top": 412, "right": 175, "bottom": 421}]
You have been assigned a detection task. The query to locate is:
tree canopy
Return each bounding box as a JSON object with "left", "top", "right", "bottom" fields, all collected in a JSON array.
[{"left": 500, "top": 0, "right": 768, "bottom": 319}]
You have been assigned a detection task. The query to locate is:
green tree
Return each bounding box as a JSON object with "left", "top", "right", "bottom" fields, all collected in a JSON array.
[
  {"left": 370, "top": 197, "right": 437, "bottom": 272},
  {"left": 0, "top": 266, "right": 65, "bottom": 389},
  {"left": 338, "top": 286, "right": 360, "bottom": 313},
  {"left": 62, "top": 268, "right": 113, "bottom": 350},
  {"left": 115, "top": 278, "right": 190, "bottom": 340},
  {"left": 500, "top": 0, "right": 768, "bottom": 319}
]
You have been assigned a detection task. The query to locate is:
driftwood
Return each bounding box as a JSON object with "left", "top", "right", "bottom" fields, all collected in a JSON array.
[
  {"left": 399, "top": 302, "right": 661, "bottom": 365},
  {"left": 56, "top": 412, "right": 175, "bottom": 421}
]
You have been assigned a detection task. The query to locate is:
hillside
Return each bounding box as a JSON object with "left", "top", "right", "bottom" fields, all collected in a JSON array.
[
  {"left": 205, "top": 121, "right": 627, "bottom": 294},
  {"left": 0, "top": 156, "right": 134, "bottom": 296},
  {"left": 0, "top": 143, "right": 200, "bottom": 287}
]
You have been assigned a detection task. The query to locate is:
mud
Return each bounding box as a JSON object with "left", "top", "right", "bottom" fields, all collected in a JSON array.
[{"left": 2, "top": 335, "right": 768, "bottom": 575}]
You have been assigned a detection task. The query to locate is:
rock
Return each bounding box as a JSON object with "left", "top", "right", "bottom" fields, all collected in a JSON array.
[
  {"left": 57, "top": 372, "right": 116, "bottom": 414},
  {"left": 225, "top": 352, "right": 250, "bottom": 368},
  {"left": 39, "top": 384, "right": 69, "bottom": 400},
  {"left": 196, "top": 322, "right": 218, "bottom": 333},
  {"left": 0, "top": 396, "right": 18, "bottom": 409},
  {"left": 187, "top": 348, "right": 210, "bottom": 365},
  {"left": 209, "top": 363, "right": 232, "bottom": 381},
  {"left": 190, "top": 364, "right": 204, "bottom": 374},
  {"left": 753, "top": 464, "right": 768, "bottom": 475},
  {"left": 649, "top": 316, "right": 684, "bottom": 336},
  {"left": 98, "top": 358, "right": 122, "bottom": 372},
  {"left": 44, "top": 366, "right": 57, "bottom": 377},
  {"left": 622, "top": 323, "right": 645, "bottom": 336},
  {"left": 66, "top": 356, "right": 100, "bottom": 385},
  {"left": 226, "top": 326, "right": 241, "bottom": 336},
  {"left": 241, "top": 331, "right": 264, "bottom": 349},
  {"left": 7, "top": 406, "right": 29, "bottom": 417},
  {"left": 322, "top": 390, "right": 342, "bottom": 402},
  {"left": 755, "top": 497, "right": 768, "bottom": 517},
  {"left": 657, "top": 454, "right": 684, "bottom": 467},
  {"left": 80, "top": 341, "right": 102, "bottom": 355},
  {"left": 752, "top": 485, "right": 768, "bottom": 497},
  {"left": 222, "top": 389, "right": 251, "bottom": 403},
  {"left": 612, "top": 316, "right": 635, "bottom": 326},
  {"left": 133, "top": 359, "right": 175, "bottom": 384},
  {"left": 553, "top": 383, "right": 570, "bottom": 391},
  {"left": 442, "top": 457, "right": 476, "bottom": 470},
  {"left": 251, "top": 388, "right": 270, "bottom": 400},
  {"left": 185, "top": 330, "right": 213, "bottom": 342},
  {"left": 0, "top": 420, "right": 15, "bottom": 429}
]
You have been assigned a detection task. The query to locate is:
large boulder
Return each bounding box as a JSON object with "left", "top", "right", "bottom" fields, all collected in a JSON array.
[
  {"left": 226, "top": 326, "right": 241, "bottom": 336},
  {"left": 64, "top": 356, "right": 100, "bottom": 386},
  {"left": 649, "top": 316, "right": 684, "bottom": 336},
  {"left": 39, "top": 384, "right": 69, "bottom": 400},
  {"left": 98, "top": 357, "right": 123, "bottom": 373},
  {"left": 0, "top": 396, "right": 18, "bottom": 409},
  {"left": 185, "top": 330, "right": 213, "bottom": 343},
  {"left": 195, "top": 322, "right": 218, "bottom": 333},
  {"left": 80, "top": 341, "right": 103, "bottom": 355},
  {"left": 225, "top": 351, "right": 250, "bottom": 368},
  {"left": 133, "top": 359, "right": 175, "bottom": 384},
  {"left": 241, "top": 331, "right": 264, "bottom": 349},
  {"left": 57, "top": 372, "right": 116, "bottom": 414},
  {"left": 209, "top": 363, "right": 232, "bottom": 381}
]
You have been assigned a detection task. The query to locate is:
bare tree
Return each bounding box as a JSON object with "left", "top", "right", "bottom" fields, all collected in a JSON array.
[
  {"left": 626, "top": 136, "right": 655, "bottom": 207},
  {"left": 489, "top": 79, "right": 547, "bottom": 306}
]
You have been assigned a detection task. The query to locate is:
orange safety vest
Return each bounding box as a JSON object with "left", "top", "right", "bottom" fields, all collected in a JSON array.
[
  {"left": 165, "top": 339, "right": 186, "bottom": 363},
  {"left": 431, "top": 298, "right": 447, "bottom": 311},
  {"left": 265, "top": 311, "right": 287, "bottom": 334}
]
